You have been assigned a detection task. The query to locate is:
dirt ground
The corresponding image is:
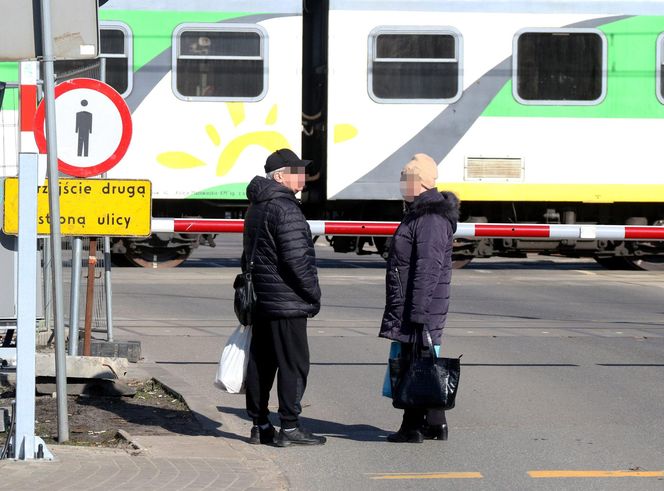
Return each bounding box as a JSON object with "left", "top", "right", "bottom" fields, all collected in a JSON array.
[{"left": 1, "top": 379, "right": 204, "bottom": 448}]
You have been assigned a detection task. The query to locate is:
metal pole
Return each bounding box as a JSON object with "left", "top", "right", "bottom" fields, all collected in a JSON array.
[
  {"left": 100, "top": 168, "right": 113, "bottom": 343},
  {"left": 100, "top": 56, "right": 106, "bottom": 83},
  {"left": 83, "top": 238, "right": 97, "bottom": 356},
  {"left": 41, "top": 237, "right": 51, "bottom": 331},
  {"left": 15, "top": 153, "right": 38, "bottom": 459},
  {"left": 67, "top": 237, "right": 82, "bottom": 355},
  {"left": 39, "top": 0, "right": 69, "bottom": 442},
  {"left": 103, "top": 236, "right": 113, "bottom": 342}
]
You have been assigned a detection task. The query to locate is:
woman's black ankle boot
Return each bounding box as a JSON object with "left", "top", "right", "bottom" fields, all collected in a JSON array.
[{"left": 422, "top": 423, "right": 448, "bottom": 440}]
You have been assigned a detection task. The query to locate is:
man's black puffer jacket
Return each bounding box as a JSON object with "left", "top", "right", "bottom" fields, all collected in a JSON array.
[{"left": 242, "top": 176, "right": 321, "bottom": 318}]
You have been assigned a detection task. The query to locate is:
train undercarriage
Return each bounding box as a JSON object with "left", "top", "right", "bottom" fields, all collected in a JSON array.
[{"left": 448, "top": 204, "right": 664, "bottom": 271}]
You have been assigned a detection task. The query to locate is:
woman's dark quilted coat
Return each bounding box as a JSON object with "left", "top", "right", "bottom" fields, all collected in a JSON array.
[
  {"left": 380, "top": 189, "right": 459, "bottom": 345},
  {"left": 242, "top": 176, "right": 321, "bottom": 318}
]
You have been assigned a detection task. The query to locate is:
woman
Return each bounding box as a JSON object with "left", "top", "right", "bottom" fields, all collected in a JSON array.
[{"left": 380, "top": 153, "right": 459, "bottom": 443}]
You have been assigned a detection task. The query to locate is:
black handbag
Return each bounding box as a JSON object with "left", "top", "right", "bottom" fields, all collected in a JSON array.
[
  {"left": 389, "top": 326, "right": 461, "bottom": 410},
  {"left": 233, "top": 271, "right": 256, "bottom": 327},
  {"left": 233, "top": 209, "right": 265, "bottom": 326}
]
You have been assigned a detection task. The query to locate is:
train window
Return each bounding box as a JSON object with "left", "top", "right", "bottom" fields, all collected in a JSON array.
[
  {"left": 658, "top": 33, "right": 664, "bottom": 104},
  {"left": 99, "top": 23, "right": 132, "bottom": 96},
  {"left": 368, "top": 27, "right": 462, "bottom": 103},
  {"left": 53, "top": 22, "right": 133, "bottom": 97},
  {"left": 173, "top": 24, "right": 267, "bottom": 101},
  {"left": 514, "top": 29, "right": 606, "bottom": 105}
]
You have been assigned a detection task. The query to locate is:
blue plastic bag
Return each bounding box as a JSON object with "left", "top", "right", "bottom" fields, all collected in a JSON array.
[{"left": 382, "top": 341, "right": 441, "bottom": 398}]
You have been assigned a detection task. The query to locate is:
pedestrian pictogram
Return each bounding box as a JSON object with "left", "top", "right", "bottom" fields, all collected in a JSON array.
[
  {"left": 76, "top": 99, "right": 93, "bottom": 157},
  {"left": 33, "top": 78, "right": 132, "bottom": 177}
]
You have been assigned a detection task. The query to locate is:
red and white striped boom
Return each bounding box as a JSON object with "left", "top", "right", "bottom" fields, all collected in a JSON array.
[{"left": 151, "top": 219, "right": 664, "bottom": 241}]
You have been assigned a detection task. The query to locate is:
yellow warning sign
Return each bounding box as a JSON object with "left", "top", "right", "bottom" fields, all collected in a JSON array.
[{"left": 2, "top": 178, "right": 151, "bottom": 237}]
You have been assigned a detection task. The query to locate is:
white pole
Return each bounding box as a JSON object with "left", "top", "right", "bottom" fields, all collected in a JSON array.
[{"left": 15, "top": 153, "right": 38, "bottom": 459}]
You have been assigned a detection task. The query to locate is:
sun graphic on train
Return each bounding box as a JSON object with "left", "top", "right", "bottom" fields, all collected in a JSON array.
[{"left": 155, "top": 102, "right": 357, "bottom": 178}]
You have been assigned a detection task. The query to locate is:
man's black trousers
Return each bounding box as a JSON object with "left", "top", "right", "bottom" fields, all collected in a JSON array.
[{"left": 245, "top": 316, "right": 309, "bottom": 429}]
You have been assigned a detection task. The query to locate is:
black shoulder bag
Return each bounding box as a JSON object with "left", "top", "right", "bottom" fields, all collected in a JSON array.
[
  {"left": 389, "top": 325, "right": 461, "bottom": 410},
  {"left": 233, "top": 208, "right": 266, "bottom": 326}
]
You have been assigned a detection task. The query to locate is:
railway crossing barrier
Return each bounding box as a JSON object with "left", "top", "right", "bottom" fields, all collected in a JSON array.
[{"left": 151, "top": 218, "right": 664, "bottom": 241}]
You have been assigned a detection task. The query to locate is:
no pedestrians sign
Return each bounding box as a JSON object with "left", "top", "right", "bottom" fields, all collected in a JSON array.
[{"left": 33, "top": 78, "right": 132, "bottom": 177}]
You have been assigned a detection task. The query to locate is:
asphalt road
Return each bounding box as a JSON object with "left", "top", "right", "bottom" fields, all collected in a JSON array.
[{"left": 110, "top": 236, "right": 664, "bottom": 490}]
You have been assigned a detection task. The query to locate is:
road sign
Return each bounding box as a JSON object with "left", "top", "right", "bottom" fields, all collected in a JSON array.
[
  {"left": 0, "top": 0, "right": 98, "bottom": 61},
  {"left": 3, "top": 178, "right": 151, "bottom": 237},
  {"left": 33, "top": 78, "right": 133, "bottom": 178}
]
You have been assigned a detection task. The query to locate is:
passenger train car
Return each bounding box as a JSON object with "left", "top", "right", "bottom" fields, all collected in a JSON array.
[{"left": 1, "top": 0, "right": 664, "bottom": 269}]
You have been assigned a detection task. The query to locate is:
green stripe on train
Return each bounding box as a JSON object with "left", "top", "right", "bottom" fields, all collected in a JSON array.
[
  {"left": 482, "top": 16, "right": 664, "bottom": 119},
  {"left": 0, "top": 63, "right": 18, "bottom": 111}
]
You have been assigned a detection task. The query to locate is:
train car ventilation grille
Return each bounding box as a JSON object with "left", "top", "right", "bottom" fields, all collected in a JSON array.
[{"left": 464, "top": 157, "right": 524, "bottom": 181}]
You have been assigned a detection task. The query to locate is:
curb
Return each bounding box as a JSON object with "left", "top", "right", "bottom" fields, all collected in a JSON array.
[
  {"left": 147, "top": 366, "right": 226, "bottom": 435},
  {"left": 139, "top": 364, "right": 290, "bottom": 489},
  {"left": 115, "top": 429, "right": 144, "bottom": 455}
]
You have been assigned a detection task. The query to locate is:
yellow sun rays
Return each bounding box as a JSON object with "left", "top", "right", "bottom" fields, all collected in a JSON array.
[{"left": 157, "top": 102, "right": 358, "bottom": 176}]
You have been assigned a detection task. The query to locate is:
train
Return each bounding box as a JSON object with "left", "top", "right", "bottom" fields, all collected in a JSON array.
[{"left": 1, "top": 0, "right": 664, "bottom": 269}]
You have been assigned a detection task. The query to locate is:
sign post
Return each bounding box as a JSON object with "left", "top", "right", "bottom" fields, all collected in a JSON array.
[
  {"left": 32, "top": 76, "right": 135, "bottom": 362},
  {"left": 39, "top": 0, "right": 69, "bottom": 444}
]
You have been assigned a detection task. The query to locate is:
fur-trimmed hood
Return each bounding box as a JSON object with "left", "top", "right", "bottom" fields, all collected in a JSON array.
[{"left": 404, "top": 188, "right": 460, "bottom": 232}]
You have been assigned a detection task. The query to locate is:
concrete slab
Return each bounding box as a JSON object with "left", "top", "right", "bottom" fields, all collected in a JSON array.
[
  {"left": 78, "top": 340, "right": 141, "bottom": 362},
  {"left": 35, "top": 353, "right": 129, "bottom": 379}
]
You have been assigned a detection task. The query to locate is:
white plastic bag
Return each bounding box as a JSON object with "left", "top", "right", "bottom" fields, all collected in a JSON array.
[{"left": 214, "top": 324, "right": 252, "bottom": 394}]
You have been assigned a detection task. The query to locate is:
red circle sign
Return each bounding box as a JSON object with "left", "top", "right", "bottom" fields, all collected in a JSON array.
[{"left": 33, "top": 78, "right": 133, "bottom": 178}]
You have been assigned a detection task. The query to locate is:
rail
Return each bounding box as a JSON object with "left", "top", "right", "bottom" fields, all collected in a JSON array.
[{"left": 150, "top": 219, "right": 664, "bottom": 241}]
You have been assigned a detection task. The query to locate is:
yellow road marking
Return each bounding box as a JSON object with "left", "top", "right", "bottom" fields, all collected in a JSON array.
[
  {"left": 529, "top": 470, "right": 664, "bottom": 478},
  {"left": 368, "top": 472, "right": 483, "bottom": 480}
]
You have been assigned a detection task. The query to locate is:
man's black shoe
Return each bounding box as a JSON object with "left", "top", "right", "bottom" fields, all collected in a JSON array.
[
  {"left": 275, "top": 427, "right": 326, "bottom": 447},
  {"left": 249, "top": 424, "right": 276, "bottom": 445},
  {"left": 386, "top": 428, "right": 424, "bottom": 443}
]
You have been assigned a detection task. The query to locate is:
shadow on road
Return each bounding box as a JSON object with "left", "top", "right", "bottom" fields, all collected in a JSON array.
[
  {"left": 596, "top": 363, "right": 664, "bottom": 367},
  {"left": 76, "top": 394, "right": 213, "bottom": 437},
  {"left": 461, "top": 363, "right": 579, "bottom": 367},
  {"left": 217, "top": 405, "right": 388, "bottom": 442}
]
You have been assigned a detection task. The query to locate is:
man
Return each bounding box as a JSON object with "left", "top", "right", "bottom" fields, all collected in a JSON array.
[{"left": 242, "top": 148, "right": 326, "bottom": 447}]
